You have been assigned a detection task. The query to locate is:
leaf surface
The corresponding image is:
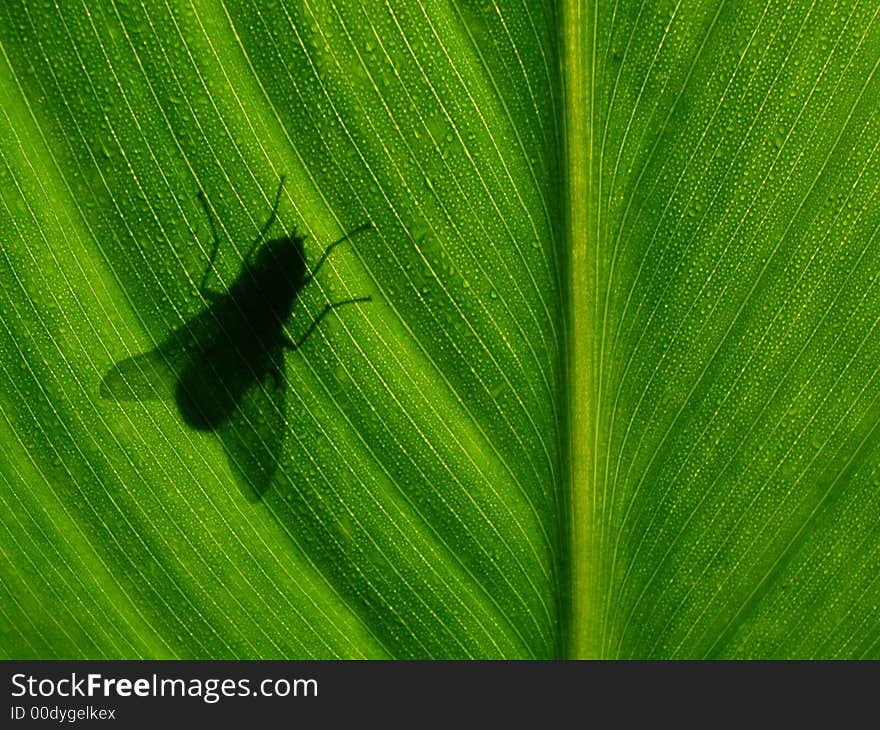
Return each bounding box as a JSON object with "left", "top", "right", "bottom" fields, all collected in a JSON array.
[{"left": 0, "top": 0, "right": 878, "bottom": 658}]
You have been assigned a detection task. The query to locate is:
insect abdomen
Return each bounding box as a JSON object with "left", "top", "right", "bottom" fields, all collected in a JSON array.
[
  {"left": 176, "top": 367, "right": 235, "bottom": 431},
  {"left": 175, "top": 340, "right": 255, "bottom": 430}
]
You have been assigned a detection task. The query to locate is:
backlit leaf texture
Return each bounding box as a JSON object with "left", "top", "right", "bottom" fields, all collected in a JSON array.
[{"left": 0, "top": 0, "right": 878, "bottom": 658}]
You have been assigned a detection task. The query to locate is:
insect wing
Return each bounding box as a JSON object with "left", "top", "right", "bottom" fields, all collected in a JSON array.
[
  {"left": 100, "top": 322, "right": 201, "bottom": 402},
  {"left": 216, "top": 369, "right": 287, "bottom": 501}
]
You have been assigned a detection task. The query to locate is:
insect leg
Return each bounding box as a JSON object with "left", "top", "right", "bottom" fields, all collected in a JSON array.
[
  {"left": 284, "top": 296, "right": 372, "bottom": 351},
  {"left": 303, "top": 223, "right": 373, "bottom": 286},
  {"left": 197, "top": 190, "right": 224, "bottom": 298},
  {"left": 246, "top": 176, "right": 286, "bottom": 264}
]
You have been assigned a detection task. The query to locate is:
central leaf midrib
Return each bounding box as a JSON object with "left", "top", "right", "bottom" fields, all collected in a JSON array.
[{"left": 560, "top": 0, "right": 599, "bottom": 659}]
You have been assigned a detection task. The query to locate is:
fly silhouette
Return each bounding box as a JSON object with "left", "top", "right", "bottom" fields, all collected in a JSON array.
[{"left": 101, "top": 178, "right": 371, "bottom": 500}]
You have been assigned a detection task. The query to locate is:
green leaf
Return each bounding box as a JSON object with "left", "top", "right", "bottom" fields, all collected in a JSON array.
[{"left": 1, "top": 0, "right": 878, "bottom": 659}]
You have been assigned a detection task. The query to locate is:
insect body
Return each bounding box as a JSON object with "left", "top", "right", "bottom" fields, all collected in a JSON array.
[{"left": 101, "top": 178, "right": 371, "bottom": 500}]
